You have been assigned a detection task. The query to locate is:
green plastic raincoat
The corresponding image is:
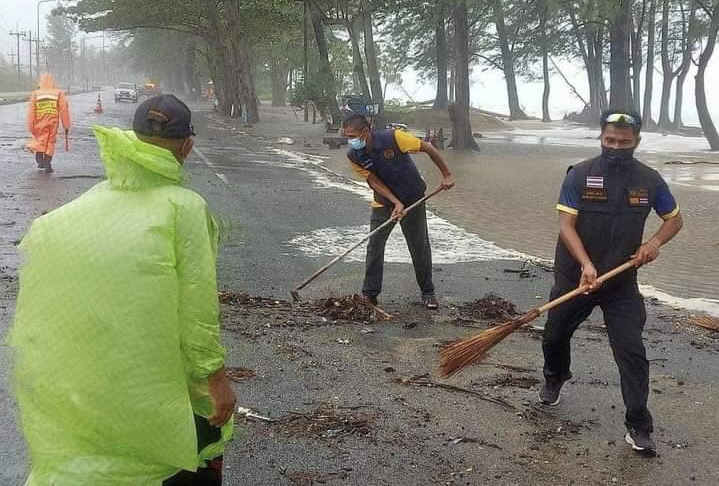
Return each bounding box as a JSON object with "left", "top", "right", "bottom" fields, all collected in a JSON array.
[{"left": 9, "top": 127, "right": 232, "bottom": 485}]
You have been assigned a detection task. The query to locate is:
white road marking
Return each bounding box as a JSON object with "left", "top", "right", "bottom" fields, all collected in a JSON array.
[{"left": 194, "top": 146, "right": 228, "bottom": 185}]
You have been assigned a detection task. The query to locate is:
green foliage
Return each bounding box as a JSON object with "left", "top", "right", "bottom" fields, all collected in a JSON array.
[
  {"left": 46, "top": 10, "right": 79, "bottom": 84},
  {"left": 379, "top": 0, "right": 453, "bottom": 80},
  {"left": 0, "top": 65, "right": 33, "bottom": 91}
]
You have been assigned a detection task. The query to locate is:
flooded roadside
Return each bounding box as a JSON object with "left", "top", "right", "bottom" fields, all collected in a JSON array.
[{"left": 315, "top": 132, "right": 718, "bottom": 315}]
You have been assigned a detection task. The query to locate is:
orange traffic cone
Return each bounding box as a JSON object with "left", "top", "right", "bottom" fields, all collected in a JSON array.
[{"left": 94, "top": 94, "right": 103, "bottom": 114}]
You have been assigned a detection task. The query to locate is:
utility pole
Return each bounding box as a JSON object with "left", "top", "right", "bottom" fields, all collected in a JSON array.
[
  {"left": 9, "top": 27, "right": 24, "bottom": 82},
  {"left": 303, "top": 0, "right": 309, "bottom": 122},
  {"left": 32, "top": 36, "right": 43, "bottom": 75},
  {"left": 24, "top": 30, "right": 34, "bottom": 82},
  {"left": 8, "top": 51, "right": 17, "bottom": 69}
]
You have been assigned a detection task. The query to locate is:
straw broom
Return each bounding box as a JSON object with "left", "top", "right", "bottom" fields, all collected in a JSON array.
[{"left": 440, "top": 260, "right": 637, "bottom": 377}]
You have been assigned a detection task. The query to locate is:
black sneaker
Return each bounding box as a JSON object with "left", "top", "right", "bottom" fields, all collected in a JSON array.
[
  {"left": 625, "top": 428, "right": 657, "bottom": 456},
  {"left": 538, "top": 377, "right": 568, "bottom": 406},
  {"left": 363, "top": 294, "right": 378, "bottom": 306},
  {"left": 45, "top": 163, "right": 54, "bottom": 173},
  {"left": 423, "top": 295, "right": 439, "bottom": 309}
]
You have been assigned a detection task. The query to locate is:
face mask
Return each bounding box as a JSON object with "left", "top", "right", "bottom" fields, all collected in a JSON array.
[
  {"left": 602, "top": 146, "right": 635, "bottom": 165},
  {"left": 349, "top": 137, "right": 366, "bottom": 150}
]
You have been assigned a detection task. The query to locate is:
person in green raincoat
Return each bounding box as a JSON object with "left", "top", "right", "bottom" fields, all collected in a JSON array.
[{"left": 9, "top": 95, "right": 236, "bottom": 485}]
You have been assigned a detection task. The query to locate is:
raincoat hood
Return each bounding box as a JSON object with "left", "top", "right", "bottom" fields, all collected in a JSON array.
[
  {"left": 93, "top": 126, "right": 183, "bottom": 189},
  {"left": 38, "top": 73, "right": 57, "bottom": 90}
]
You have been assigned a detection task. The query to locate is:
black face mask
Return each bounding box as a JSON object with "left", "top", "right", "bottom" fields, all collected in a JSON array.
[{"left": 602, "top": 146, "right": 635, "bottom": 166}]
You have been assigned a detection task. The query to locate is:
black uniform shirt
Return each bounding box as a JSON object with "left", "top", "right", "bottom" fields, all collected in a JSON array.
[{"left": 554, "top": 155, "right": 679, "bottom": 283}]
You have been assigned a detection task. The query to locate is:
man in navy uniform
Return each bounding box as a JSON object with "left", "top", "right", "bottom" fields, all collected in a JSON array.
[
  {"left": 342, "top": 114, "right": 454, "bottom": 309},
  {"left": 540, "top": 110, "right": 683, "bottom": 456}
]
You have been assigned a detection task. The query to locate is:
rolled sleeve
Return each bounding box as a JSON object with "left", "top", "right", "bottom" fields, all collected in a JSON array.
[
  {"left": 394, "top": 130, "right": 422, "bottom": 153},
  {"left": 556, "top": 168, "right": 579, "bottom": 215}
]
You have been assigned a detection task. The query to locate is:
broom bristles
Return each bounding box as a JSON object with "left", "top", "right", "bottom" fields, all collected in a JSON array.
[{"left": 439, "top": 311, "right": 540, "bottom": 377}]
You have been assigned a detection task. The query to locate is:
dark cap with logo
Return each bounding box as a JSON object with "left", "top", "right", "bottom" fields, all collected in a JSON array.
[{"left": 133, "top": 94, "right": 195, "bottom": 139}]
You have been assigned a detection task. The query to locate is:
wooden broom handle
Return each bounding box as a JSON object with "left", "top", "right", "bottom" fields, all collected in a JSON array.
[
  {"left": 536, "top": 260, "right": 637, "bottom": 315},
  {"left": 292, "top": 186, "right": 445, "bottom": 293}
]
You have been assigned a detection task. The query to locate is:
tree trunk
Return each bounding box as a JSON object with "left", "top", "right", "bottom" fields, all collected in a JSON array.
[
  {"left": 271, "top": 63, "right": 288, "bottom": 107},
  {"left": 672, "top": 2, "right": 696, "bottom": 131},
  {"left": 642, "top": 0, "right": 657, "bottom": 125},
  {"left": 658, "top": 0, "right": 674, "bottom": 129},
  {"left": 309, "top": 0, "right": 341, "bottom": 122},
  {"left": 205, "top": 8, "right": 234, "bottom": 117},
  {"left": 348, "top": 17, "right": 371, "bottom": 100},
  {"left": 695, "top": 4, "right": 719, "bottom": 150},
  {"left": 630, "top": 7, "right": 643, "bottom": 113},
  {"left": 449, "top": 64, "right": 455, "bottom": 102},
  {"left": 589, "top": 30, "right": 608, "bottom": 118},
  {"left": 491, "top": 0, "right": 527, "bottom": 120},
  {"left": 610, "top": 0, "right": 633, "bottom": 110},
  {"left": 540, "top": 0, "right": 551, "bottom": 122},
  {"left": 567, "top": 0, "right": 607, "bottom": 120},
  {"left": 433, "top": 6, "right": 449, "bottom": 109},
  {"left": 223, "top": 2, "right": 259, "bottom": 122},
  {"left": 450, "top": 0, "right": 479, "bottom": 150},
  {"left": 361, "top": 0, "right": 384, "bottom": 126},
  {"left": 235, "top": 40, "right": 259, "bottom": 122}
]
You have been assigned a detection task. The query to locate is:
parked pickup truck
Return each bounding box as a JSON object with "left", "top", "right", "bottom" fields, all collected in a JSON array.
[{"left": 114, "top": 82, "right": 139, "bottom": 103}]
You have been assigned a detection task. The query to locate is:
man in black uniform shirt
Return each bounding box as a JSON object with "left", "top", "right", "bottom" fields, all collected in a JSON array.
[{"left": 540, "top": 110, "right": 683, "bottom": 456}]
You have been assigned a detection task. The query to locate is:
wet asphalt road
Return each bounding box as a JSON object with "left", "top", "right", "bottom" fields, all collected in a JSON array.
[{"left": 0, "top": 91, "right": 547, "bottom": 483}]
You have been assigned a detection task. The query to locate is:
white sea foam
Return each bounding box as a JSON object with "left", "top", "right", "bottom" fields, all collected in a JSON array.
[
  {"left": 490, "top": 126, "right": 713, "bottom": 153},
  {"left": 271, "top": 149, "right": 524, "bottom": 263},
  {"left": 252, "top": 147, "right": 719, "bottom": 317},
  {"left": 639, "top": 284, "right": 719, "bottom": 317}
]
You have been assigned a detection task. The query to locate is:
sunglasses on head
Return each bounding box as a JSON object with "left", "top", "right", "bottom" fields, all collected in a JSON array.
[{"left": 605, "top": 113, "right": 639, "bottom": 126}]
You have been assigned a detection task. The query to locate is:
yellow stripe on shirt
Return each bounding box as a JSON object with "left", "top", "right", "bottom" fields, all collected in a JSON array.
[
  {"left": 556, "top": 204, "right": 578, "bottom": 215},
  {"left": 659, "top": 205, "right": 680, "bottom": 220}
]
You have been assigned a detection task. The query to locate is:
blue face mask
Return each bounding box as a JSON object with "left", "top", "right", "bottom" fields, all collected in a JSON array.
[{"left": 349, "top": 137, "right": 366, "bottom": 150}]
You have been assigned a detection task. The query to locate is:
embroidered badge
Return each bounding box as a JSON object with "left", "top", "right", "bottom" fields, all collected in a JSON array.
[
  {"left": 586, "top": 176, "right": 604, "bottom": 189},
  {"left": 628, "top": 188, "right": 650, "bottom": 206},
  {"left": 582, "top": 187, "right": 608, "bottom": 202},
  {"left": 383, "top": 149, "right": 396, "bottom": 159}
]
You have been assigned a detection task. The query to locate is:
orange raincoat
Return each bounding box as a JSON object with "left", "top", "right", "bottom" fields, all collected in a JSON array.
[{"left": 27, "top": 73, "right": 71, "bottom": 157}]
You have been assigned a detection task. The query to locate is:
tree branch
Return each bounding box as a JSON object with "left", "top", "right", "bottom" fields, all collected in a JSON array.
[{"left": 550, "top": 56, "right": 590, "bottom": 109}]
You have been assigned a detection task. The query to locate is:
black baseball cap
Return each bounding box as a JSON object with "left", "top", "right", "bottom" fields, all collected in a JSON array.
[{"left": 133, "top": 94, "right": 195, "bottom": 139}]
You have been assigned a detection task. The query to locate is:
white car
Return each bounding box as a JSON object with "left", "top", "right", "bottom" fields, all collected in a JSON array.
[{"left": 114, "top": 83, "right": 139, "bottom": 103}]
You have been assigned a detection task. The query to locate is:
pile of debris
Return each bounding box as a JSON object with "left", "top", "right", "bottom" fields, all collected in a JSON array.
[
  {"left": 458, "top": 294, "right": 519, "bottom": 320},
  {"left": 219, "top": 291, "right": 288, "bottom": 309},
  {"left": 274, "top": 404, "right": 376, "bottom": 442},
  {"left": 287, "top": 472, "right": 347, "bottom": 486},
  {"left": 478, "top": 373, "right": 540, "bottom": 390},
  {"left": 311, "top": 294, "right": 390, "bottom": 322},
  {"left": 225, "top": 367, "right": 256, "bottom": 382}
]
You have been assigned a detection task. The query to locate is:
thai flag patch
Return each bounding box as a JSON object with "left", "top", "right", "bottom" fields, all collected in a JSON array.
[{"left": 586, "top": 176, "right": 604, "bottom": 189}]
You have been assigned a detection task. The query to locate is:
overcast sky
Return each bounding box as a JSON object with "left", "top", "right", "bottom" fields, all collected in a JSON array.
[{"left": 2, "top": 0, "right": 719, "bottom": 125}]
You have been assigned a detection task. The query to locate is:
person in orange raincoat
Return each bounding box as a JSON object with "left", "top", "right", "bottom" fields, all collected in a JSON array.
[{"left": 27, "top": 73, "right": 71, "bottom": 173}]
